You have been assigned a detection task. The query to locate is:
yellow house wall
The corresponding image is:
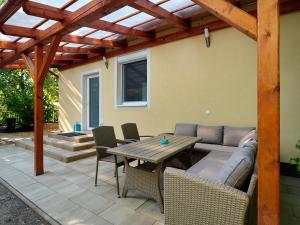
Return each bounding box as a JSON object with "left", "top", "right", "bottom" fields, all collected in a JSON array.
[{"left": 59, "top": 12, "right": 300, "bottom": 163}]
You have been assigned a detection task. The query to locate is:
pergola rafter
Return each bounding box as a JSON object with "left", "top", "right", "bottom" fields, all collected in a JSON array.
[
  {"left": 130, "top": 0, "right": 190, "bottom": 30},
  {"left": 22, "top": 1, "right": 154, "bottom": 40}
]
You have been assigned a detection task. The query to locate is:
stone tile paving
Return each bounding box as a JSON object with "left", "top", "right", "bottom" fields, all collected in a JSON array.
[
  {"left": 0, "top": 144, "right": 164, "bottom": 225},
  {"left": 1, "top": 139, "right": 299, "bottom": 225}
]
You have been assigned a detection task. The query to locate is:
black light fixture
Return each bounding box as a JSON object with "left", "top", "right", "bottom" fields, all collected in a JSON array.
[
  {"left": 204, "top": 27, "right": 210, "bottom": 48},
  {"left": 102, "top": 56, "right": 109, "bottom": 69}
]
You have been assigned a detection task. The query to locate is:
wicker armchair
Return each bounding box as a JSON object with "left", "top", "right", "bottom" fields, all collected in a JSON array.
[
  {"left": 92, "top": 126, "right": 133, "bottom": 197},
  {"left": 121, "top": 123, "right": 154, "bottom": 142},
  {"left": 164, "top": 167, "right": 257, "bottom": 225}
]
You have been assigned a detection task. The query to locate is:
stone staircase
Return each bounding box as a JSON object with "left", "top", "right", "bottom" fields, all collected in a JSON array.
[{"left": 15, "top": 132, "right": 96, "bottom": 163}]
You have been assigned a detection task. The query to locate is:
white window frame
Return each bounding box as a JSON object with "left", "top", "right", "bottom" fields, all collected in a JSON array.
[
  {"left": 81, "top": 69, "right": 102, "bottom": 131},
  {"left": 115, "top": 49, "right": 150, "bottom": 108}
]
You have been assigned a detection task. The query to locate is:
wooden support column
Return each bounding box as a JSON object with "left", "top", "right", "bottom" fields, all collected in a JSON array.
[
  {"left": 22, "top": 35, "right": 62, "bottom": 176},
  {"left": 257, "top": 0, "right": 280, "bottom": 225},
  {"left": 33, "top": 44, "right": 44, "bottom": 176}
]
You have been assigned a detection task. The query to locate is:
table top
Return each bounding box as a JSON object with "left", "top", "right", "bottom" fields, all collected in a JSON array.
[{"left": 107, "top": 135, "right": 201, "bottom": 164}]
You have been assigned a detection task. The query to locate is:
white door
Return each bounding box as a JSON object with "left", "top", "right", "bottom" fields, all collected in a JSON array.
[{"left": 85, "top": 73, "right": 100, "bottom": 130}]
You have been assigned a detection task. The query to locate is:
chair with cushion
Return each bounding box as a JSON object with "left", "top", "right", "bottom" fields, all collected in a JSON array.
[
  {"left": 121, "top": 123, "right": 154, "bottom": 142},
  {"left": 92, "top": 126, "right": 133, "bottom": 197}
]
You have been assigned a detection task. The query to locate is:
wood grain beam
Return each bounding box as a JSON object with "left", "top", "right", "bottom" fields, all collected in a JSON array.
[
  {"left": 33, "top": 44, "right": 44, "bottom": 176},
  {"left": 39, "top": 35, "right": 62, "bottom": 84},
  {"left": 257, "top": 0, "right": 280, "bottom": 224},
  {"left": 1, "top": 64, "right": 26, "bottom": 69},
  {"left": 61, "top": 20, "right": 230, "bottom": 70},
  {"left": 22, "top": 1, "right": 67, "bottom": 21},
  {"left": 48, "top": 69, "right": 59, "bottom": 78},
  {"left": 130, "top": 0, "right": 190, "bottom": 30},
  {"left": 192, "top": 0, "right": 257, "bottom": 39},
  {"left": 0, "top": 25, "right": 126, "bottom": 48},
  {"left": 86, "top": 20, "right": 154, "bottom": 39},
  {"left": 57, "top": 46, "right": 104, "bottom": 55},
  {"left": 21, "top": 54, "right": 34, "bottom": 77},
  {"left": 0, "top": 0, "right": 25, "bottom": 24},
  {"left": 0, "top": 0, "right": 135, "bottom": 67},
  {"left": 0, "top": 41, "right": 18, "bottom": 50},
  {"left": 0, "top": 25, "right": 37, "bottom": 38},
  {"left": 22, "top": 0, "right": 152, "bottom": 39},
  {"left": 62, "top": 35, "right": 126, "bottom": 48}
]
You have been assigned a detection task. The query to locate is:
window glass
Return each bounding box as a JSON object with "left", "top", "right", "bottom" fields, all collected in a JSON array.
[
  {"left": 122, "top": 60, "right": 147, "bottom": 102},
  {"left": 89, "top": 77, "right": 99, "bottom": 128}
]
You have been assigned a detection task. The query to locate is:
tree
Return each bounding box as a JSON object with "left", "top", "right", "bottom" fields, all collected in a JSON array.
[{"left": 0, "top": 69, "right": 59, "bottom": 128}]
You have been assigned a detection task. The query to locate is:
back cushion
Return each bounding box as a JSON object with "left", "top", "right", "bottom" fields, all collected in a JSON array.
[
  {"left": 197, "top": 125, "right": 224, "bottom": 144},
  {"left": 223, "top": 126, "right": 255, "bottom": 147},
  {"left": 216, "top": 140, "right": 257, "bottom": 188},
  {"left": 174, "top": 123, "right": 197, "bottom": 137},
  {"left": 239, "top": 130, "right": 257, "bottom": 146}
]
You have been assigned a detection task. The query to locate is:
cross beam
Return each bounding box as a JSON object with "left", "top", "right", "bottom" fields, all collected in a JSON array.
[
  {"left": 192, "top": 0, "right": 257, "bottom": 39},
  {"left": 22, "top": 1, "right": 153, "bottom": 39},
  {"left": 130, "top": 0, "right": 190, "bottom": 30},
  {"left": 0, "top": 0, "right": 136, "bottom": 67},
  {"left": 0, "top": 0, "right": 25, "bottom": 24}
]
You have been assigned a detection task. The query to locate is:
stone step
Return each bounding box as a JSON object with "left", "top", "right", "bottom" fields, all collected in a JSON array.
[
  {"left": 43, "top": 137, "right": 95, "bottom": 152},
  {"left": 48, "top": 132, "right": 94, "bottom": 143},
  {"left": 15, "top": 139, "right": 96, "bottom": 163}
]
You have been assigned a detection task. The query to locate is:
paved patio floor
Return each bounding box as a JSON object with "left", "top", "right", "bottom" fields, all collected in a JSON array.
[{"left": 0, "top": 143, "right": 164, "bottom": 225}]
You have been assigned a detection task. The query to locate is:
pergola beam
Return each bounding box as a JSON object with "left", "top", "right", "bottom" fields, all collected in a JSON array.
[
  {"left": 0, "top": 25, "right": 126, "bottom": 48},
  {"left": 0, "top": 0, "right": 135, "bottom": 67},
  {"left": 130, "top": 0, "right": 190, "bottom": 30},
  {"left": 0, "top": 25, "right": 37, "bottom": 38},
  {"left": 48, "top": 69, "right": 60, "bottom": 78},
  {"left": 61, "top": 35, "right": 126, "bottom": 48},
  {"left": 0, "top": 41, "right": 18, "bottom": 50},
  {"left": 0, "top": 0, "right": 25, "bottom": 24},
  {"left": 191, "top": 0, "right": 257, "bottom": 39},
  {"left": 22, "top": 0, "right": 152, "bottom": 39},
  {"left": 21, "top": 54, "right": 34, "bottom": 77}
]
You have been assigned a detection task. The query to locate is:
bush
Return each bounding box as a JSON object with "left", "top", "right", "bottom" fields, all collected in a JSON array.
[{"left": 0, "top": 69, "right": 59, "bottom": 128}]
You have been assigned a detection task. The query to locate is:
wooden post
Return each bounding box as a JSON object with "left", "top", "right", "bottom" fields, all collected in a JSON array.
[
  {"left": 22, "top": 36, "right": 62, "bottom": 176},
  {"left": 257, "top": 0, "right": 280, "bottom": 225},
  {"left": 33, "top": 45, "right": 44, "bottom": 176}
]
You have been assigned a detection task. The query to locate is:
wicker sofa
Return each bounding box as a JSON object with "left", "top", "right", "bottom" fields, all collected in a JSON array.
[{"left": 164, "top": 123, "right": 258, "bottom": 225}]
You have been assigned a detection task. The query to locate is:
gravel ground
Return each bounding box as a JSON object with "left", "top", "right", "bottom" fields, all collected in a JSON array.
[{"left": 0, "top": 182, "right": 51, "bottom": 225}]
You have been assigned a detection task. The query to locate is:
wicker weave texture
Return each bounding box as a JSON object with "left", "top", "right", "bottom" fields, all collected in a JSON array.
[{"left": 164, "top": 168, "right": 250, "bottom": 225}]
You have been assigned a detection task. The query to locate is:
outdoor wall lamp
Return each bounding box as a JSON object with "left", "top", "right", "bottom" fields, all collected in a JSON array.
[
  {"left": 204, "top": 27, "right": 210, "bottom": 48},
  {"left": 103, "top": 56, "right": 109, "bottom": 69}
]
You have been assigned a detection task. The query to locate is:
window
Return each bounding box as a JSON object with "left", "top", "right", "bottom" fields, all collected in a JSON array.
[{"left": 116, "top": 50, "right": 149, "bottom": 107}]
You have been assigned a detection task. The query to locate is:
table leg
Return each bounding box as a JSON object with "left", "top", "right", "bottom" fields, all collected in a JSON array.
[{"left": 122, "top": 158, "right": 164, "bottom": 213}]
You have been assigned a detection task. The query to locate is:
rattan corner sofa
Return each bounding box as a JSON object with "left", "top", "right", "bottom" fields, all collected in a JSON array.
[{"left": 164, "top": 123, "right": 258, "bottom": 225}]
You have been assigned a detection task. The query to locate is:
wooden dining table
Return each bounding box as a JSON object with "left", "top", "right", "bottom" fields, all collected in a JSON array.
[{"left": 107, "top": 134, "right": 201, "bottom": 213}]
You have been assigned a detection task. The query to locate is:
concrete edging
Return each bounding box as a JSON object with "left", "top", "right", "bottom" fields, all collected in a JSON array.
[{"left": 0, "top": 177, "right": 61, "bottom": 225}]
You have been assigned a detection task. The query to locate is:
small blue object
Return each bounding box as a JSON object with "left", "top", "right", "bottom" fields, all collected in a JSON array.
[
  {"left": 73, "top": 122, "right": 81, "bottom": 131},
  {"left": 160, "top": 136, "right": 169, "bottom": 145}
]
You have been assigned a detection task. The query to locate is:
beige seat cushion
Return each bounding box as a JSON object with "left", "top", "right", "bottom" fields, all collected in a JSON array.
[
  {"left": 187, "top": 151, "right": 232, "bottom": 179},
  {"left": 216, "top": 141, "right": 257, "bottom": 188},
  {"left": 194, "top": 143, "right": 238, "bottom": 153}
]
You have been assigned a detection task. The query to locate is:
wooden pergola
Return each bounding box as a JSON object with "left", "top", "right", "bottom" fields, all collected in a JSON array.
[{"left": 1, "top": 0, "right": 300, "bottom": 224}]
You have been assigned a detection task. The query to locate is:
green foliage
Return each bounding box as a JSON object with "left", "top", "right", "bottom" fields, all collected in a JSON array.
[
  {"left": 0, "top": 69, "right": 58, "bottom": 127},
  {"left": 0, "top": 0, "right": 4, "bottom": 6},
  {"left": 289, "top": 140, "right": 300, "bottom": 174}
]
